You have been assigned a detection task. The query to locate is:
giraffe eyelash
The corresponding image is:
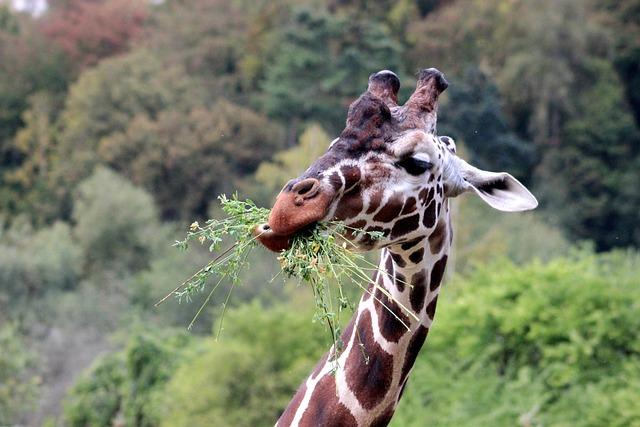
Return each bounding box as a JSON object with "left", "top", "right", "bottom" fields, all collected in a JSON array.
[{"left": 395, "top": 156, "right": 433, "bottom": 175}]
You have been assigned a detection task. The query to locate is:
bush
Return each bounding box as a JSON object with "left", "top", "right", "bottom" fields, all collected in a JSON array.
[
  {"left": 73, "top": 167, "right": 161, "bottom": 275},
  {"left": 393, "top": 250, "right": 640, "bottom": 426},
  {"left": 155, "top": 301, "right": 327, "bottom": 427},
  {"left": 0, "top": 220, "right": 82, "bottom": 302},
  {"left": 0, "top": 325, "right": 39, "bottom": 425},
  {"left": 64, "top": 331, "right": 191, "bottom": 427}
]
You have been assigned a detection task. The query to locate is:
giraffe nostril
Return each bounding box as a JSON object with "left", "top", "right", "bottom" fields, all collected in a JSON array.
[{"left": 291, "top": 178, "right": 321, "bottom": 200}]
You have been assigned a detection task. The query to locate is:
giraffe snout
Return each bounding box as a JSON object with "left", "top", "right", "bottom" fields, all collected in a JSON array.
[{"left": 259, "top": 179, "right": 335, "bottom": 246}]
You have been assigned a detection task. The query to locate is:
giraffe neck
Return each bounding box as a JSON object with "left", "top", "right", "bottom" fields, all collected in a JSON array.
[{"left": 277, "top": 204, "right": 451, "bottom": 427}]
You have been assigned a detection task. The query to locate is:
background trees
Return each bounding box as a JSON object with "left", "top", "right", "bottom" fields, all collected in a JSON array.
[{"left": 0, "top": 0, "right": 638, "bottom": 425}]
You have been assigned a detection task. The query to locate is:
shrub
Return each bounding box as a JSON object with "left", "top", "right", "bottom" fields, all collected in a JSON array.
[
  {"left": 393, "top": 249, "right": 640, "bottom": 426},
  {"left": 156, "top": 302, "right": 327, "bottom": 427}
]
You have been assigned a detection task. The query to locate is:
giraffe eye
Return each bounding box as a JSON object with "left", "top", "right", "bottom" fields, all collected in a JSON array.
[{"left": 395, "top": 156, "right": 433, "bottom": 175}]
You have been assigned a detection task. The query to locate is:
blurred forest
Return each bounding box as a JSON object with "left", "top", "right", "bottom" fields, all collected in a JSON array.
[{"left": 0, "top": 0, "right": 639, "bottom": 426}]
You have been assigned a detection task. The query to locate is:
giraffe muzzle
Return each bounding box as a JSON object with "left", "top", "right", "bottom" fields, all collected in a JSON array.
[{"left": 255, "top": 178, "right": 335, "bottom": 251}]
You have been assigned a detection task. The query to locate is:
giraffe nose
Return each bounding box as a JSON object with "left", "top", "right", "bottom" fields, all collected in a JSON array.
[{"left": 291, "top": 178, "right": 321, "bottom": 205}]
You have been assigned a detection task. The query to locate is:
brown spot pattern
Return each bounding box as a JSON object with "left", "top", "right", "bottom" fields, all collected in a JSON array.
[
  {"left": 373, "top": 195, "right": 403, "bottom": 222},
  {"left": 428, "top": 220, "right": 447, "bottom": 254},
  {"left": 390, "top": 252, "right": 406, "bottom": 268},
  {"left": 346, "top": 310, "right": 394, "bottom": 409},
  {"left": 391, "top": 214, "right": 420, "bottom": 239},
  {"left": 422, "top": 200, "right": 436, "bottom": 228},
  {"left": 366, "top": 189, "right": 384, "bottom": 214},
  {"left": 341, "top": 165, "right": 361, "bottom": 190},
  {"left": 334, "top": 190, "right": 363, "bottom": 220},
  {"left": 401, "top": 197, "right": 416, "bottom": 215},
  {"left": 399, "top": 325, "right": 429, "bottom": 385},
  {"left": 328, "top": 171, "right": 342, "bottom": 191},
  {"left": 277, "top": 383, "right": 307, "bottom": 427},
  {"left": 401, "top": 237, "right": 423, "bottom": 251},
  {"left": 408, "top": 248, "right": 424, "bottom": 264},
  {"left": 425, "top": 294, "right": 438, "bottom": 319},
  {"left": 429, "top": 255, "right": 448, "bottom": 291},
  {"left": 409, "top": 270, "right": 427, "bottom": 312},
  {"left": 374, "top": 287, "right": 410, "bottom": 343},
  {"left": 298, "top": 375, "right": 357, "bottom": 427},
  {"left": 395, "top": 272, "right": 406, "bottom": 292},
  {"left": 371, "top": 404, "right": 396, "bottom": 427}
]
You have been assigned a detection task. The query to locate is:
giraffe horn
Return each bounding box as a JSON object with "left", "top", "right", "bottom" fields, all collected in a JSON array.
[
  {"left": 405, "top": 68, "right": 448, "bottom": 110},
  {"left": 367, "top": 70, "right": 400, "bottom": 107}
]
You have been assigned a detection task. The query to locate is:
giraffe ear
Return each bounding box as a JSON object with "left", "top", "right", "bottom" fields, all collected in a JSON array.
[{"left": 449, "top": 158, "right": 538, "bottom": 212}]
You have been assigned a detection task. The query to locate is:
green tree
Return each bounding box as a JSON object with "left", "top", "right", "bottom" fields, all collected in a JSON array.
[
  {"left": 64, "top": 331, "right": 191, "bottom": 427},
  {"left": 535, "top": 60, "right": 640, "bottom": 250},
  {"left": 98, "top": 100, "right": 284, "bottom": 220},
  {"left": 439, "top": 67, "right": 535, "bottom": 180},
  {"left": 0, "top": 220, "right": 82, "bottom": 305},
  {"left": 51, "top": 49, "right": 198, "bottom": 217},
  {"left": 2, "top": 92, "right": 62, "bottom": 225},
  {"left": 260, "top": 7, "right": 402, "bottom": 136},
  {"left": 146, "top": 0, "right": 250, "bottom": 100},
  {"left": 72, "top": 167, "right": 161, "bottom": 275}
]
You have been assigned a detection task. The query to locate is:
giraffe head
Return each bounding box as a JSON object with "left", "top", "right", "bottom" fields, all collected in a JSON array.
[{"left": 257, "top": 68, "right": 537, "bottom": 252}]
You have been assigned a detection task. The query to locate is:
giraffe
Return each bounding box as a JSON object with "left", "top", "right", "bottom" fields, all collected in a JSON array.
[{"left": 255, "top": 68, "right": 538, "bottom": 426}]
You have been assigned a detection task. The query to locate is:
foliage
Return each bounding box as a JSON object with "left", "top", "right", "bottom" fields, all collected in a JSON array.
[
  {"left": 63, "top": 352, "right": 126, "bottom": 427},
  {"left": 0, "top": 324, "right": 39, "bottom": 425},
  {"left": 252, "top": 123, "right": 332, "bottom": 204},
  {"left": 2, "top": 92, "right": 63, "bottom": 224},
  {"left": 171, "top": 195, "right": 390, "bottom": 356},
  {"left": 1, "top": 0, "right": 640, "bottom": 424},
  {"left": 72, "top": 167, "right": 161, "bottom": 275},
  {"left": 451, "top": 195, "right": 572, "bottom": 274},
  {"left": 146, "top": 0, "right": 250, "bottom": 99},
  {"left": 259, "top": 7, "right": 401, "bottom": 134},
  {"left": 0, "top": 219, "right": 82, "bottom": 305},
  {"left": 41, "top": 0, "right": 148, "bottom": 71},
  {"left": 393, "top": 250, "right": 640, "bottom": 426},
  {"left": 535, "top": 59, "right": 640, "bottom": 250},
  {"left": 64, "top": 331, "right": 190, "bottom": 427},
  {"left": 51, "top": 49, "right": 198, "bottom": 216},
  {"left": 155, "top": 302, "right": 327, "bottom": 427},
  {"left": 99, "top": 100, "right": 284, "bottom": 220},
  {"left": 439, "top": 67, "right": 535, "bottom": 181}
]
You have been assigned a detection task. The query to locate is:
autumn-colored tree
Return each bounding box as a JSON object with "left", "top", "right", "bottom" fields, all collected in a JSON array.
[{"left": 40, "top": 0, "right": 148, "bottom": 71}]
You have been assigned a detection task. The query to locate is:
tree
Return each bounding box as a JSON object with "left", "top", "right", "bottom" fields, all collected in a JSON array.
[
  {"left": 98, "top": 100, "right": 284, "bottom": 220},
  {"left": 535, "top": 60, "right": 640, "bottom": 250},
  {"left": 393, "top": 250, "right": 640, "bottom": 426},
  {"left": 1, "top": 93, "right": 62, "bottom": 225},
  {"left": 51, "top": 49, "right": 198, "bottom": 217},
  {"left": 439, "top": 67, "right": 535, "bottom": 181},
  {"left": 63, "top": 331, "right": 191, "bottom": 427},
  {"left": 146, "top": 0, "right": 249, "bottom": 101},
  {"left": 259, "top": 7, "right": 402, "bottom": 137},
  {"left": 72, "top": 167, "right": 161, "bottom": 275},
  {"left": 0, "top": 220, "right": 82, "bottom": 305},
  {"left": 40, "top": 0, "right": 148, "bottom": 71}
]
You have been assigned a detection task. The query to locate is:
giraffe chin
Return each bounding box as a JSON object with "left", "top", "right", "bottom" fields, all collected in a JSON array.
[{"left": 253, "top": 223, "right": 293, "bottom": 252}]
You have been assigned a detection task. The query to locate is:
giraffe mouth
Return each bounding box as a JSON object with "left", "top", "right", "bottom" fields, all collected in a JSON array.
[
  {"left": 255, "top": 183, "right": 335, "bottom": 252},
  {"left": 253, "top": 223, "right": 295, "bottom": 252}
]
